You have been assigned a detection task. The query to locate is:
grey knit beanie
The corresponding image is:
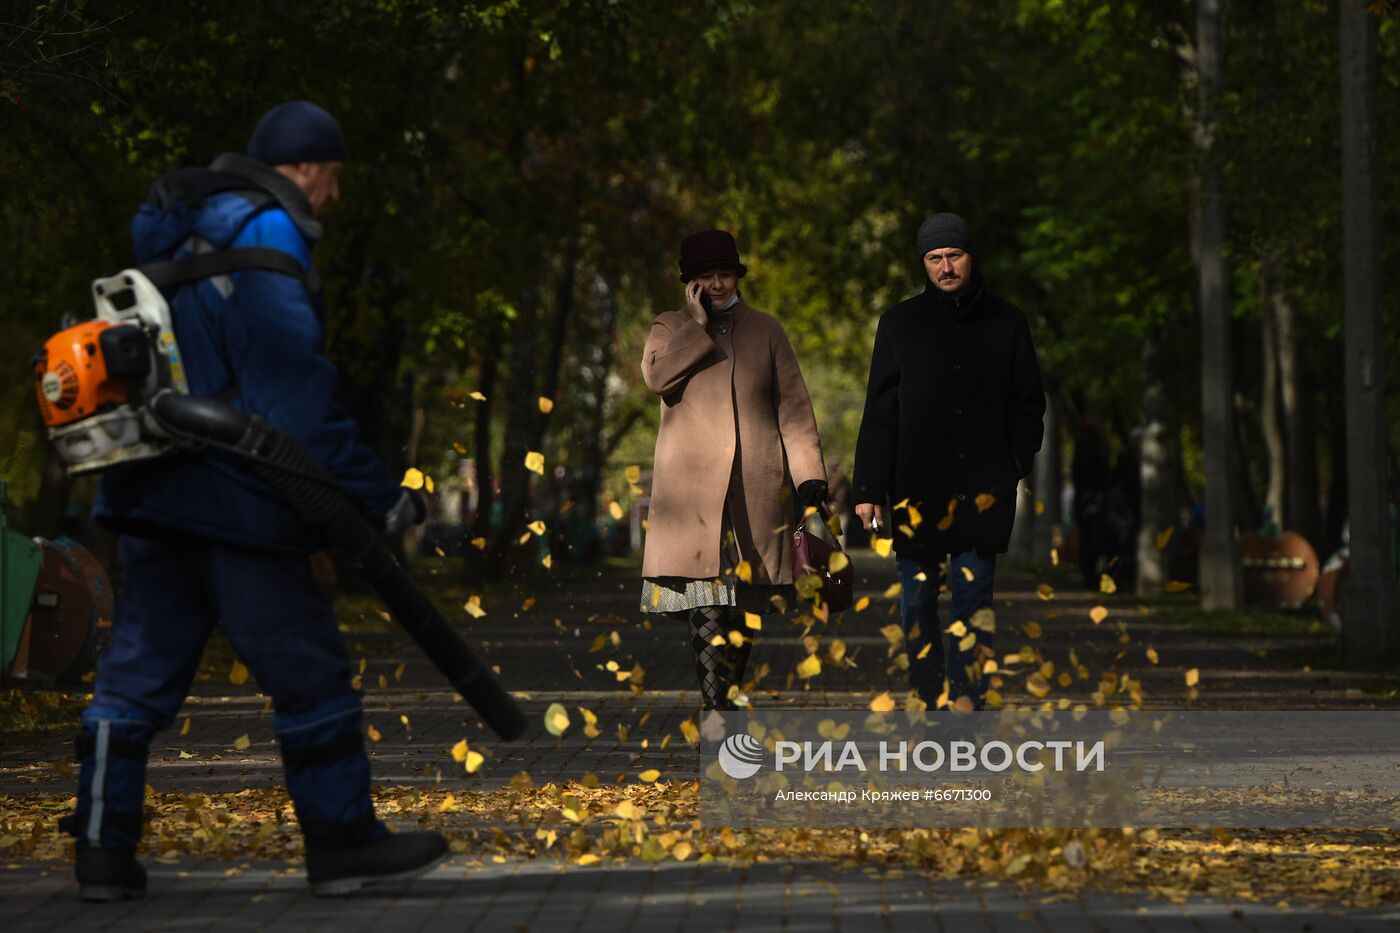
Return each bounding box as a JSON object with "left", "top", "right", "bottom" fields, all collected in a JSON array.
[{"left": 916, "top": 212, "right": 974, "bottom": 257}]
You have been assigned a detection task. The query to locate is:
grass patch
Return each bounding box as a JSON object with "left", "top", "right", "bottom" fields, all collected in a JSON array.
[
  {"left": 1154, "top": 605, "right": 1334, "bottom": 638},
  {"left": 0, "top": 688, "right": 90, "bottom": 751}
]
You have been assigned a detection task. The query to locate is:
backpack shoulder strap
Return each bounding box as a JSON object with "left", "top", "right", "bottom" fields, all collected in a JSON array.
[
  {"left": 139, "top": 247, "right": 306, "bottom": 298},
  {"left": 146, "top": 168, "right": 275, "bottom": 213}
]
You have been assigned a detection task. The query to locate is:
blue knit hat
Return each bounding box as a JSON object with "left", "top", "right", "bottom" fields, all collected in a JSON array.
[{"left": 246, "top": 101, "right": 348, "bottom": 165}]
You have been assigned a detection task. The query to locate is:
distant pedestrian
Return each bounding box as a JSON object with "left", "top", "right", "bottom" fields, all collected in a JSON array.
[
  {"left": 852, "top": 213, "right": 1045, "bottom": 711},
  {"left": 640, "top": 230, "right": 828, "bottom": 709}
]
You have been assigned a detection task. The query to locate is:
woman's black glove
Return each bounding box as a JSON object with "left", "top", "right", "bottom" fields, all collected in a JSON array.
[{"left": 797, "top": 479, "right": 829, "bottom": 512}]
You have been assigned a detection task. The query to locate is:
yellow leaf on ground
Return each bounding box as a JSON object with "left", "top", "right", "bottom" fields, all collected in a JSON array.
[
  {"left": 544, "top": 703, "right": 571, "bottom": 736},
  {"left": 614, "top": 801, "right": 643, "bottom": 820},
  {"left": 228, "top": 660, "right": 249, "bottom": 686},
  {"left": 464, "top": 596, "right": 487, "bottom": 618},
  {"left": 1089, "top": 606, "right": 1109, "bottom": 624},
  {"left": 401, "top": 468, "right": 425, "bottom": 490},
  {"left": 439, "top": 794, "right": 457, "bottom": 812},
  {"left": 538, "top": 396, "right": 554, "bottom": 413},
  {"left": 974, "top": 493, "right": 996, "bottom": 512},
  {"left": 1185, "top": 668, "right": 1200, "bottom": 687},
  {"left": 828, "top": 551, "right": 849, "bottom": 573},
  {"left": 609, "top": 501, "right": 624, "bottom": 521},
  {"left": 1036, "top": 584, "right": 1054, "bottom": 600},
  {"left": 796, "top": 654, "right": 822, "bottom": 678},
  {"left": 524, "top": 451, "right": 545, "bottom": 475},
  {"left": 869, "top": 692, "right": 896, "bottom": 712},
  {"left": 233, "top": 734, "right": 251, "bottom": 751},
  {"left": 1099, "top": 574, "right": 1117, "bottom": 594},
  {"left": 638, "top": 769, "right": 662, "bottom": 783},
  {"left": 673, "top": 841, "right": 694, "bottom": 861},
  {"left": 873, "top": 537, "right": 893, "bottom": 557}
]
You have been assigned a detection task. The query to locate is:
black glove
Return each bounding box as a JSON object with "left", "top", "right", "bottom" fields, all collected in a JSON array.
[
  {"left": 383, "top": 489, "right": 427, "bottom": 533},
  {"left": 797, "top": 479, "right": 829, "bottom": 512}
]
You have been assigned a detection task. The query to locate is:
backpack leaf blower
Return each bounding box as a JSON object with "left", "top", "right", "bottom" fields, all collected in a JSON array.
[{"left": 33, "top": 263, "right": 527, "bottom": 742}]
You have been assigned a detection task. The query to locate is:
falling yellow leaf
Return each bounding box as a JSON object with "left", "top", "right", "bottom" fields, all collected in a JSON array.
[
  {"left": 401, "top": 468, "right": 425, "bottom": 490},
  {"left": 542, "top": 553, "right": 553, "bottom": 569},
  {"left": 744, "top": 612, "right": 762, "bottom": 631},
  {"left": 451, "top": 739, "right": 468, "bottom": 762},
  {"left": 544, "top": 702, "right": 571, "bottom": 736},
  {"left": 736, "top": 560, "right": 753, "bottom": 583},
  {"left": 970, "top": 608, "right": 996, "bottom": 632},
  {"left": 673, "top": 841, "right": 694, "bottom": 861},
  {"left": 609, "top": 501, "right": 624, "bottom": 521},
  {"left": 869, "top": 692, "right": 896, "bottom": 712},
  {"left": 625, "top": 464, "right": 641, "bottom": 484},
  {"left": 1155, "top": 527, "right": 1174, "bottom": 550},
  {"left": 464, "top": 596, "right": 487, "bottom": 618},
  {"left": 233, "top": 734, "right": 251, "bottom": 751},
  {"left": 538, "top": 396, "right": 554, "bottom": 413},
  {"left": 452, "top": 441, "right": 468, "bottom": 455},
  {"left": 1034, "top": 500, "right": 1045, "bottom": 515},
  {"left": 1026, "top": 673, "right": 1051, "bottom": 698},
  {"left": 680, "top": 719, "right": 700, "bottom": 745},
  {"left": 471, "top": 537, "right": 487, "bottom": 550},
  {"left": 1146, "top": 646, "right": 1160, "bottom": 665},
  {"left": 907, "top": 504, "right": 923, "bottom": 528},
  {"left": 1099, "top": 574, "right": 1117, "bottom": 594},
  {"left": 1050, "top": 547, "right": 1060, "bottom": 566},
  {"left": 378, "top": 674, "right": 388, "bottom": 689},
  {"left": 524, "top": 451, "right": 545, "bottom": 475},
  {"left": 974, "top": 493, "right": 996, "bottom": 513},
  {"left": 854, "top": 596, "right": 871, "bottom": 612},
  {"left": 394, "top": 662, "right": 406, "bottom": 681},
  {"left": 828, "top": 551, "right": 849, "bottom": 573},
  {"left": 882, "top": 582, "right": 902, "bottom": 599},
  {"left": 465, "top": 750, "right": 484, "bottom": 774},
  {"left": 1164, "top": 580, "right": 1192, "bottom": 593},
  {"left": 614, "top": 801, "right": 643, "bottom": 820},
  {"left": 1024, "top": 621, "right": 1043, "bottom": 638},
  {"left": 638, "top": 769, "right": 661, "bottom": 783},
  {"left": 961, "top": 566, "right": 974, "bottom": 582},
  {"left": 438, "top": 794, "right": 457, "bottom": 812},
  {"left": 180, "top": 717, "right": 191, "bottom": 737},
  {"left": 528, "top": 520, "right": 547, "bottom": 536},
  {"left": 796, "top": 654, "right": 822, "bottom": 679},
  {"left": 1089, "top": 606, "right": 1109, "bottom": 624},
  {"left": 469, "top": 391, "right": 487, "bottom": 401},
  {"left": 1036, "top": 584, "right": 1054, "bottom": 600},
  {"left": 873, "top": 537, "right": 893, "bottom": 557},
  {"left": 958, "top": 632, "right": 977, "bottom": 652},
  {"left": 948, "top": 620, "right": 968, "bottom": 637},
  {"left": 229, "top": 659, "right": 250, "bottom": 686},
  {"left": 1185, "top": 668, "right": 1200, "bottom": 687}
]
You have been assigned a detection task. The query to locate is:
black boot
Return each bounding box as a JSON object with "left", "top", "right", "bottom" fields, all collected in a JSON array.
[
  {"left": 75, "top": 847, "right": 147, "bottom": 902},
  {"left": 306, "top": 830, "right": 449, "bottom": 896}
]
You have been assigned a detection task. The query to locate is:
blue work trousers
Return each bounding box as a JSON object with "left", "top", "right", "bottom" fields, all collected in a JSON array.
[
  {"left": 71, "top": 533, "right": 384, "bottom": 851},
  {"left": 896, "top": 550, "right": 997, "bottom": 709}
]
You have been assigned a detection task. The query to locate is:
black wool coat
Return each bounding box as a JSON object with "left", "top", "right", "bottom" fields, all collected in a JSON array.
[{"left": 852, "top": 272, "right": 1046, "bottom": 561}]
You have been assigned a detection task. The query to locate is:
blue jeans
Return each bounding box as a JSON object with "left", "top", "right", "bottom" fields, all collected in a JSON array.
[
  {"left": 896, "top": 550, "right": 997, "bottom": 708},
  {"left": 71, "top": 533, "right": 385, "bottom": 851}
]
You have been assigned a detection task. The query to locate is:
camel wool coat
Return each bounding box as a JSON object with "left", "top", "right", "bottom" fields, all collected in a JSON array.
[{"left": 641, "top": 301, "right": 825, "bottom": 583}]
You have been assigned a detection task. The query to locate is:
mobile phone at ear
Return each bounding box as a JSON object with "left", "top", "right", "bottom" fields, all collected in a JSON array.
[{"left": 700, "top": 291, "right": 713, "bottom": 313}]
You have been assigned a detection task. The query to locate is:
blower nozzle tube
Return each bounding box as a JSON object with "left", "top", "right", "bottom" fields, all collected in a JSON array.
[{"left": 150, "top": 391, "right": 527, "bottom": 742}]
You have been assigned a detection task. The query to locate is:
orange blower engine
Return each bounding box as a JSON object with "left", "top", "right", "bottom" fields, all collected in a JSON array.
[{"left": 33, "top": 270, "right": 189, "bottom": 475}]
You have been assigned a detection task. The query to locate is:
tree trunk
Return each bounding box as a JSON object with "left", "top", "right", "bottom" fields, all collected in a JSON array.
[
  {"left": 1136, "top": 327, "right": 1172, "bottom": 594},
  {"left": 1339, "top": 0, "right": 1399, "bottom": 664},
  {"left": 488, "top": 287, "right": 542, "bottom": 567},
  {"left": 468, "top": 320, "right": 502, "bottom": 546},
  {"left": 1192, "top": 0, "right": 1242, "bottom": 609},
  {"left": 1032, "top": 389, "right": 1062, "bottom": 564},
  {"left": 1274, "top": 280, "right": 1321, "bottom": 545},
  {"left": 1259, "top": 264, "right": 1286, "bottom": 530},
  {"left": 579, "top": 270, "right": 622, "bottom": 533}
]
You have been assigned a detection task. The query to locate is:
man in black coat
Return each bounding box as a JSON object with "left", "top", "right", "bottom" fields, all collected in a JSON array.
[{"left": 853, "top": 213, "right": 1046, "bottom": 710}]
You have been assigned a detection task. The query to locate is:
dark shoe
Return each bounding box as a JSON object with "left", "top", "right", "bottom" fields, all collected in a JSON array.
[
  {"left": 76, "top": 847, "right": 147, "bottom": 902},
  {"left": 306, "top": 830, "right": 449, "bottom": 897}
]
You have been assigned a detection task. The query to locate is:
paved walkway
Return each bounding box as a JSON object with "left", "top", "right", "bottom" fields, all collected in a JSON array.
[{"left": 2, "top": 551, "right": 1396, "bottom": 930}]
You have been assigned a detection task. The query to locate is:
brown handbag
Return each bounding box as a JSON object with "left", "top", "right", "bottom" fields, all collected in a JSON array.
[{"left": 791, "top": 503, "right": 854, "bottom": 611}]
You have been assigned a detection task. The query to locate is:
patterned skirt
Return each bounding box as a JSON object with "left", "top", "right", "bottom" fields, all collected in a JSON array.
[{"left": 640, "top": 513, "right": 793, "bottom": 615}]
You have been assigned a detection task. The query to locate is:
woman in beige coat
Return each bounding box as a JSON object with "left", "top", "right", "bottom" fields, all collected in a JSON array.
[{"left": 640, "top": 229, "right": 827, "bottom": 709}]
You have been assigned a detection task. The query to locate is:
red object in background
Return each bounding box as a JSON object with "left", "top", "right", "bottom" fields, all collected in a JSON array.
[{"left": 1238, "top": 531, "right": 1320, "bottom": 610}]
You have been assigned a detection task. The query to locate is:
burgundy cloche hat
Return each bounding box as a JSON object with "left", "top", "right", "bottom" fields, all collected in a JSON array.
[{"left": 678, "top": 229, "right": 748, "bottom": 283}]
